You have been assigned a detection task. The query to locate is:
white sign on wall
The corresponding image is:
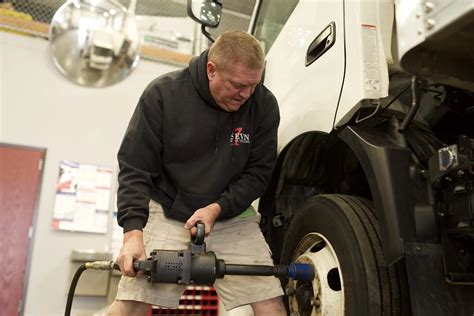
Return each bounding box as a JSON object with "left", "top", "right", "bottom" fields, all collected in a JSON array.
[
  {"left": 137, "top": 15, "right": 196, "bottom": 55},
  {"left": 52, "top": 160, "right": 113, "bottom": 234}
]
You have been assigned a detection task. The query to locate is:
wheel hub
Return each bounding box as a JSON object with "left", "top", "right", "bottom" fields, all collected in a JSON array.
[{"left": 287, "top": 233, "right": 344, "bottom": 315}]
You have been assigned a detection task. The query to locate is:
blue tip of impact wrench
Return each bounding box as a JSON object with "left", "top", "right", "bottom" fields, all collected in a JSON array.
[{"left": 287, "top": 263, "right": 315, "bottom": 281}]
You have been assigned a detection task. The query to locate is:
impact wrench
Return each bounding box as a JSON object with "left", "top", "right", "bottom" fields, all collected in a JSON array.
[{"left": 65, "top": 222, "right": 315, "bottom": 315}]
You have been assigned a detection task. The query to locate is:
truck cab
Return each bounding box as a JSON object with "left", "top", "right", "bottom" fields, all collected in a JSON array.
[
  {"left": 188, "top": 0, "right": 474, "bottom": 314},
  {"left": 86, "top": 28, "right": 122, "bottom": 70}
]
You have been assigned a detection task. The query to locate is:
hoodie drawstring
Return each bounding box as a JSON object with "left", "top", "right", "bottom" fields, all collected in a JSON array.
[
  {"left": 215, "top": 110, "right": 235, "bottom": 165},
  {"left": 215, "top": 111, "right": 219, "bottom": 154},
  {"left": 231, "top": 113, "right": 235, "bottom": 164}
]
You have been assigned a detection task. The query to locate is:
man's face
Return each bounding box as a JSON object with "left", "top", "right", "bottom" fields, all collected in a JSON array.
[{"left": 207, "top": 61, "right": 262, "bottom": 112}]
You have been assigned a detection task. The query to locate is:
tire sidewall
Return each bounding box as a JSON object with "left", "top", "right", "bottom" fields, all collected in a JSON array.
[{"left": 280, "top": 195, "right": 381, "bottom": 316}]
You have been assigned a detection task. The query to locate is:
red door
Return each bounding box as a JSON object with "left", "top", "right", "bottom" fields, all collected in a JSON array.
[{"left": 0, "top": 143, "right": 46, "bottom": 316}]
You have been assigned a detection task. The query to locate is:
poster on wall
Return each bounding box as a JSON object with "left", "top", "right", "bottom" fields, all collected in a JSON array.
[{"left": 52, "top": 160, "right": 113, "bottom": 233}]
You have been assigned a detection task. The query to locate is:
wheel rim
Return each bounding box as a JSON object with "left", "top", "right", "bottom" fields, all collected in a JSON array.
[{"left": 287, "top": 233, "right": 345, "bottom": 316}]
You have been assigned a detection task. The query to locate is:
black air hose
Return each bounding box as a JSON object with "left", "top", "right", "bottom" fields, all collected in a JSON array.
[
  {"left": 65, "top": 263, "right": 87, "bottom": 316},
  {"left": 65, "top": 261, "right": 116, "bottom": 316}
]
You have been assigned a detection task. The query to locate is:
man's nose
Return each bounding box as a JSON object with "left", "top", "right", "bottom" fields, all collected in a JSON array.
[{"left": 238, "top": 86, "right": 253, "bottom": 99}]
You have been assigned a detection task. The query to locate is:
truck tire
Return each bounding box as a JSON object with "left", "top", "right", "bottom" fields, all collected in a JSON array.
[{"left": 280, "top": 194, "right": 409, "bottom": 315}]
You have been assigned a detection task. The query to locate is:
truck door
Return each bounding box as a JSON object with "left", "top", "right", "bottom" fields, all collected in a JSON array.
[{"left": 251, "top": 0, "right": 345, "bottom": 149}]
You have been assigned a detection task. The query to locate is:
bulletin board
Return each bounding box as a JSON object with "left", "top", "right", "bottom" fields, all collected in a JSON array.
[{"left": 52, "top": 160, "right": 113, "bottom": 233}]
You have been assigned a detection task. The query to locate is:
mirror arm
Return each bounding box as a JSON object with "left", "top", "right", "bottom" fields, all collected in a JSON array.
[{"left": 201, "top": 25, "right": 216, "bottom": 43}]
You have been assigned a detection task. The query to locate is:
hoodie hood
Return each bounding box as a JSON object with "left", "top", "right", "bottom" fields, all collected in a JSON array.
[
  {"left": 188, "top": 49, "right": 221, "bottom": 110},
  {"left": 189, "top": 49, "right": 234, "bottom": 156}
]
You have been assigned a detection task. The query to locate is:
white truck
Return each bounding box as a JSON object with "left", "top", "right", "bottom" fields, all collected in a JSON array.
[
  {"left": 85, "top": 28, "right": 121, "bottom": 70},
  {"left": 188, "top": 0, "right": 474, "bottom": 314}
]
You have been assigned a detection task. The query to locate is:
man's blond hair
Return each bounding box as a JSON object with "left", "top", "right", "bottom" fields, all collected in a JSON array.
[{"left": 208, "top": 30, "right": 265, "bottom": 71}]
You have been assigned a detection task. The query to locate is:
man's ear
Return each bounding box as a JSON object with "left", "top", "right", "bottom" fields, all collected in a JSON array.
[{"left": 207, "top": 61, "right": 217, "bottom": 80}]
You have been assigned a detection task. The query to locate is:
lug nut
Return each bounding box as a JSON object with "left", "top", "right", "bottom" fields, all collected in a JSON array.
[
  {"left": 285, "top": 285, "right": 296, "bottom": 296},
  {"left": 311, "top": 297, "right": 321, "bottom": 308}
]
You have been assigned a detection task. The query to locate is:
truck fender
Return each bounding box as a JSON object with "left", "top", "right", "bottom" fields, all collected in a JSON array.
[{"left": 339, "top": 125, "right": 413, "bottom": 264}]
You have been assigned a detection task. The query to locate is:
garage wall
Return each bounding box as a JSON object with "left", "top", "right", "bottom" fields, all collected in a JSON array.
[{"left": 0, "top": 32, "right": 180, "bottom": 316}]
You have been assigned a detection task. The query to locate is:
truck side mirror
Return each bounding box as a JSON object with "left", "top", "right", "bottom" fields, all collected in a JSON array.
[{"left": 187, "top": 0, "right": 222, "bottom": 28}]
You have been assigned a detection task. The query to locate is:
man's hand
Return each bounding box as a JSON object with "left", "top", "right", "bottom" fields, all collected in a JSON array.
[
  {"left": 116, "top": 229, "right": 146, "bottom": 277},
  {"left": 184, "top": 203, "right": 221, "bottom": 236}
]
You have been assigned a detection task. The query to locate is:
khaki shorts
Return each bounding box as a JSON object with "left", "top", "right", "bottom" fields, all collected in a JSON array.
[{"left": 116, "top": 200, "right": 284, "bottom": 311}]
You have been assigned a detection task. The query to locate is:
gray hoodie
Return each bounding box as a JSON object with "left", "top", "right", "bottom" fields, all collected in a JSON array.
[{"left": 117, "top": 50, "right": 280, "bottom": 232}]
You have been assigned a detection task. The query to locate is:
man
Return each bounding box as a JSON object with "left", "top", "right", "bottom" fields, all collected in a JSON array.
[{"left": 108, "top": 30, "right": 285, "bottom": 315}]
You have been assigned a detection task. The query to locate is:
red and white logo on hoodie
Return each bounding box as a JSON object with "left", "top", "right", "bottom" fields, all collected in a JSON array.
[{"left": 230, "top": 127, "right": 250, "bottom": 146}]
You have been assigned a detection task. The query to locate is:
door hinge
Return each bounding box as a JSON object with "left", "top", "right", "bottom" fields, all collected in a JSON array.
[{"left": 38, "top": 158, "right": 44, "bottom": 171}]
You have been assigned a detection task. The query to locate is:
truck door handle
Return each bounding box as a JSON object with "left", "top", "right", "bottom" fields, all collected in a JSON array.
[{"left": 306, "top": 22, "right": 336, "bottom": 66}]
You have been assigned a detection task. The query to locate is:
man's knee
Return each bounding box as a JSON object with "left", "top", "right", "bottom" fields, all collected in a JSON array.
[
  {"left": 107, "top": 300, "right": 150, "bottom": 316},
  {"left": 251, "top": 296, "right": 286, "bottom": 316}
]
